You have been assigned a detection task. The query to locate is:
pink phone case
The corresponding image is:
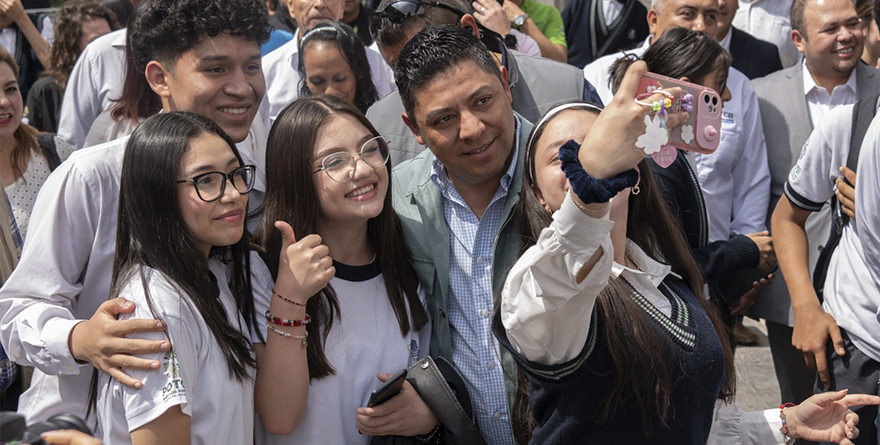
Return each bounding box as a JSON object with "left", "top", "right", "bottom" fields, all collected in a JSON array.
[{"left": 636, "top": 72, "right": 722, "bottom": 154}]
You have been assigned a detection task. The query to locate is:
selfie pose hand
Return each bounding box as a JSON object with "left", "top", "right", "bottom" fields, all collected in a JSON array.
[{"left": 273, "top": 220, "right": 335, "bottom": 303}]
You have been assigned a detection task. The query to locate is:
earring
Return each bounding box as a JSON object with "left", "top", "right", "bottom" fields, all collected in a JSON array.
[
  {"left": 631, "top": 185, "right": 641, "bottom": 195},
  {"left": 544, "top": 205, "right": 554, "bottom": 215}
]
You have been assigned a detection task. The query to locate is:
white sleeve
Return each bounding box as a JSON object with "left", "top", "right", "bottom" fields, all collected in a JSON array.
[
  {"left": 707, "top": 400, "right": 785, "bottom": 444},
  {"left": 0, "top": 163, "right": 101, "bottom": 374},
  {"left": 41, "top": 16, "right": 54, "bottom": 46},
  {"left": 785, "top": 104, "right": 852, "bottom": 212},
  {"left": 367, "top": 43, "right": 395, "bottom": 98},
  {"left": 57, "top": 46, "right": 101, "bottom": 150},
  {"left": 249, "top": 251, "right": 274, "bottom": 344},
  {"left": 501, "top": 193, "right": 614, "bottom": 365},
  {"left": 117, "top": 280, "right": 198, "bottom": 431},
  {"left": 729, "top": 81, "right": 771, "bottom": 235},
  {"left": 856, "top": 114, "right": 880, "bottom": 294}
]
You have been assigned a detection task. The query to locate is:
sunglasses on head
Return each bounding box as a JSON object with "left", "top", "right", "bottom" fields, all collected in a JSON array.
[{"left": 369, "top": 0, "right": 466, "bottom": 38}]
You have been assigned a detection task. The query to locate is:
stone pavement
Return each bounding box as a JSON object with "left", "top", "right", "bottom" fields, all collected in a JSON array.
[{"left": 733, "top": 318, "right": 783, "bottom": 411}]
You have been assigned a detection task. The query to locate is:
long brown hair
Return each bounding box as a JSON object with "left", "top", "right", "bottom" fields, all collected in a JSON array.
[
  {"left": 0, "top": 49, "right": 45, "bottom": 182},
  {"left": 251, "top": 95, "right": 429, "bottom": 380},
  {"left": 44, "top": 0, "right": 119, "bottom": 90},
  {"left": 510, "top": 104, "right": 735, "bottom": 443}
]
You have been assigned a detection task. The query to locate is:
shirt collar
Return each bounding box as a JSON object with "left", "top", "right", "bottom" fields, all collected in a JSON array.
[
  {"left": 718, "top": 27, "right": 732, "bottom": 51},
  {"left": 802, "top": 58, "right": 858, "bottom": 96},
  {"left": 431, "top": 114, "right": 522, "bottom": 196},
  {"left": 611, "top": 239, "right": 680, "bottom": 287}
]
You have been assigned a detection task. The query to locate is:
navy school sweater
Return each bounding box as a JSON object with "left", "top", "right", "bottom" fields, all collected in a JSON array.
[{"left": 494, "top": 275, "right": 725, "bottom": 444}]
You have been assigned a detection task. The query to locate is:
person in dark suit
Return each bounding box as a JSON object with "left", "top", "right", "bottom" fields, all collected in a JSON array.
[
  {"left": 561, "top": 0, "right": 649, "bottom": 68},
  {"left": 717, "top": 0, "right": 783, "bottom": 79}
]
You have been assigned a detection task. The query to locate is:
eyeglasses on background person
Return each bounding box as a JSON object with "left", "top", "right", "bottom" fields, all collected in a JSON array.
[
  {"left": 368, "top": 0, "right": 465, "bottom": 37},
  {"left": 313, "top": 136, "right": 391, "bottom": 182},
  {"left": 176, "top": 165, "right": 256, "bottom": 202}
]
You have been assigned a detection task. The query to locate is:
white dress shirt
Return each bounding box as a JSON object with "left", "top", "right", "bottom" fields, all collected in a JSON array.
[
  {"left": 733, "top": 0, "right": 799, "bottom": 68},
  {"left": 803, "top": 60, "right": 858, "bottom": 127},
  {"left": 694, "top": 68, "right": 771, "bottom": 240},
  {"left": 501, "top": 193, "right": 790, "bottom": 444},
  {"left": 262, "top": 32, "right": 396, "bottom": 123},
  {"left": 0, "top": 136, "right": 129, "bottom": 424},
  {"left": 57, "top": 28, "right": 127, "bottom": 151}
]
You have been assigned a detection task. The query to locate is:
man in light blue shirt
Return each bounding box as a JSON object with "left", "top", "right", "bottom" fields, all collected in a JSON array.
[{"left": 391, "top": 25, "right": 533, "bottom": 445}]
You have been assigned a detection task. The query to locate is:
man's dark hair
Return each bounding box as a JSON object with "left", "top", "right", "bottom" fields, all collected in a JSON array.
[
  {"left": 130, "top": 0, "right": 270, "bottom": 74},
  {"left": 874, "top": 0, "right": 880, "bottom": 29},
  {"left": 790, "top": 0, "right": 809, "bottom": 35},
  {"left": 373, "top": 0, "right": 471, "bottom": 50},
  {"left": 396, "top": 24, "right": 502, "bottom": 125}
]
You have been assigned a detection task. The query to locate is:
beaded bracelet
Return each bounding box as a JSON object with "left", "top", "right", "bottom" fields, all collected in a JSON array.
[
  {"left": 265, "top": 310, "right": 311, "bottom": 327},
  {"left": 779, "top": 402, "right": 795, "bottom": 443},
  {"left": 267, "top": 324, "right": 308, "bottom": 347},
  {"left": 273, "top": 288, "right": 307, "bottom": 307}
]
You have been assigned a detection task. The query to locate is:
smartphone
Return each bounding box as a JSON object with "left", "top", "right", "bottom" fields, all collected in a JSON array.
[
  {"left": 637, "top": 72, "right": 723, "bottom": 154},
  {"left": 367, "top": 369, "right": 408, "bottom": 407}
]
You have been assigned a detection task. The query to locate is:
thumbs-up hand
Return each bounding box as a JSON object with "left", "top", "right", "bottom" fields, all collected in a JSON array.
[{"left": 273, "top": 221, "right": 335, "bottom": 304}]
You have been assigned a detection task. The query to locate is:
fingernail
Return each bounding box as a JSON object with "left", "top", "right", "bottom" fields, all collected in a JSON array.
[
  {"left": 160, "top": 341, "right": 171, "bottom": 350},
  {"left": 134, "top": 381, "right": 143, "bottom": 389},
  {"left": 151, "top": 361, "right": 160, "bottom": 369},
  {"left": 157, "top": 321, "right": 165, "bottom": 329},
  {"left": 123, "top": 301, "right": 133, "bottom": 308},
  {"left": 357, "top": 409, "right": 365, "bottom": 415}
]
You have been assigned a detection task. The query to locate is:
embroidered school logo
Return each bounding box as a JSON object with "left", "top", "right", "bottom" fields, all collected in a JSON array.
[
  {"left": 161, "top": 348, "right": 186, "bottom": 401},
  {"left": 722, "top": 110, "right": 735, "bottom": 125}
]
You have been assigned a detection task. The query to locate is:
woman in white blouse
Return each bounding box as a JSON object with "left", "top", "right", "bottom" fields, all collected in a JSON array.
[
  {"left": 0, "top": 48, "right": 70, "bottom": 240},
  {"left": 495, "top": 61, "right": 880, "bottom": 445}
]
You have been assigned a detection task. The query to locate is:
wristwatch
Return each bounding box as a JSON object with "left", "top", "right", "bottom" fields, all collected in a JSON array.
[
  {"left": 513, "top": 13, "right": 529, "bottom": 27},
  {"left": 504, "top": 33, "right": 518, "bottom": 50}
]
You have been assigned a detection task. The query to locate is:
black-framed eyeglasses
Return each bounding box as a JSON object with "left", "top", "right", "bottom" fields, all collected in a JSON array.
[
  {"left": 312, "top": 136, "right": 391, "bottom": 183},
  {"left": 176, "top": 165, "right": 256, "bottom": 202},
  {"left": 369, "top": 0, "right": 466, "bottom": 38}
]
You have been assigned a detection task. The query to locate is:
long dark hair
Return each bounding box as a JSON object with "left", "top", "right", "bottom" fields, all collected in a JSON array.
[
  {"left": 510, "top": 103, "right": 735, "bottom": 443},
  {"left": 109, "top": 8, "right": 161, "bottom": 125},
  {"left": 297, "top": 21, "right": 379, "bottom": 113},
  {"left": 610, "top": 27, "right": 732, "bottom": 95},
  {"left": 251, "top": 95, "right": 428, "bottom": 380},
  {"left": 87, "top": 112, "right": 258, "bottom": 414}
]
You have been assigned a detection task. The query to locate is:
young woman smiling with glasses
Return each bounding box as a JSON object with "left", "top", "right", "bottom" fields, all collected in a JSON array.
[
  {"left": 91, "top": 111, "right": 260, "bottom": 444},
  {"left": 251, "top": 95, "right": 438, "bottom": 444}
]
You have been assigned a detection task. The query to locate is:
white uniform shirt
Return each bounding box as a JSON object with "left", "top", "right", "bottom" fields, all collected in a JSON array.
[
  {"left": 694, "top": 69, "right": 771, "bottom": 240},
  {"left": 803, "top": 60, "right": 858, "bottom": 127},
  {"left": 57, "top": 28, "right": 126, "bottom": 151},
  {"left": 0, "top": 126, "right": 266, "bottom": 424},
  {"left": 262, "top": 33, "right": 396, "bottom": 123},
  {"left": 251, "top": 253, "right": 431, "bottom": 445},
  {"left": 855, "top": 112, "right": 880, "bottom": 324},
  {"left": 500, "top": 193, "right": 792, "bottom": 444},
  {"left": 786, "top": 104, "right": 880, "bottom": 362},
  {"left": 97, "top": 260, "right": 255, "bottom": 445},
  {"left": 733, "top": 0, "right": 799, "bottom": 68}
]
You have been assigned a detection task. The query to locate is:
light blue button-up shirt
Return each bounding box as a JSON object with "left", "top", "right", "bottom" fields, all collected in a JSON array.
[{"left": 429, "top": 119, "right": 521, "bottom": 445}]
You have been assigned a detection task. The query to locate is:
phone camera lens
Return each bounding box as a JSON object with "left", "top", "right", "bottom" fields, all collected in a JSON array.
[
  {"left": 703, "top": 94, "right": 710, "bottom": 104},
  {"left": 711, "top": 96, "right": 718, "bottom": 106}
]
